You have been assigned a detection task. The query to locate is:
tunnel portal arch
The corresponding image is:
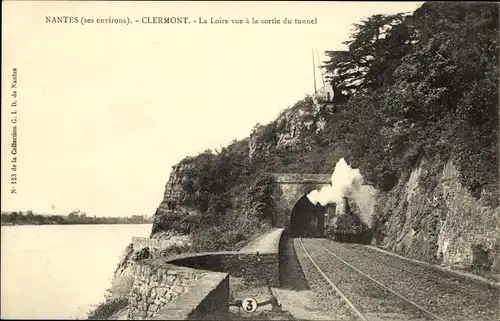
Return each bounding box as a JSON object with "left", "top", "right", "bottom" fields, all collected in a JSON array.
[
  {"left": 270, "top": 173, "right": 376, "bottom": 236},
  {"left": 270, "top": 173, "right": 331, "bottom": 231},
  {"left": 289, "top": 194, "right": 327, "bottom": 237}
]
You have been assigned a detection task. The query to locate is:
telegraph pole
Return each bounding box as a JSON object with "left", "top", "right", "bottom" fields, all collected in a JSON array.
[
  {"left": 316, "top": 50, "right": 325, "bottom": 86},
  {"left": 312, "top": 50, "right": 317, "bottom": 94}
]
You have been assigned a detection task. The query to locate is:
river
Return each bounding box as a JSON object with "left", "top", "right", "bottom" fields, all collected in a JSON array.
[{"left": 1, "top": 224, "right": 152, "bottom": 319}]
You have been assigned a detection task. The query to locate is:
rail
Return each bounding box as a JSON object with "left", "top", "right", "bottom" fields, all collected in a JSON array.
[{"left": 298, "top": 238, "right": 369, "bottom": 321}]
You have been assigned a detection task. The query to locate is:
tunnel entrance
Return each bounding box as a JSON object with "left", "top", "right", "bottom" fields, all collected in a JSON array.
[{"left": 290, "top": 195, "right": 326, "bottom": 238}]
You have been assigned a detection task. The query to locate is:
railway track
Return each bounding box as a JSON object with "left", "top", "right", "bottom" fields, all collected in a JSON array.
[
  {"left": 317, "top": 239, "right": 499, "bottom": 320},
  {"left": 343, "top": 243, "right": 498, "bottom": 304},
  {"left": 297, "top": 238, "right": 499, "bottom": 321}
]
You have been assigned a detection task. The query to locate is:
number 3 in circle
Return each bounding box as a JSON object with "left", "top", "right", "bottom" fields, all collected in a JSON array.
[{"left": 242, "top": 297, "right": 257, "bottom": 313}]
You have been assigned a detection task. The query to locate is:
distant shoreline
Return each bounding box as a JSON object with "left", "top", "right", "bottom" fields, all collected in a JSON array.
[
  {"left": 1, "top": 222, "right": 153, "bottom": 226},
  {"left": 1, "top": 211, "right": 154, "bottom": 226}
]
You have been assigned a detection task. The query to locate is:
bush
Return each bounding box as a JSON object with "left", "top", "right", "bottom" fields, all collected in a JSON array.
[
  {"left": 162, "top": 142, "right": 277, "bottom": 252},
  {"left": 86, "top": 297, "right": 128, "bottom": 320},
  {"left": 151, "top": 210, "right": 202, "bottom": 235},
  {"left": 190, "top": 211, "right": 269, "bottom": 252},
  {"left": 132, "top": 247, "right": 150, "bottom": 261}
]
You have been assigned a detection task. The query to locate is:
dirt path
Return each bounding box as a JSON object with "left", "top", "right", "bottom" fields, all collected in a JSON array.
[{"left": 239, "top": 229, "right": 284, "bottom": 254}]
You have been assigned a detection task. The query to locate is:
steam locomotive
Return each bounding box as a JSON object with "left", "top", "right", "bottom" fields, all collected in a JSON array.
[{"left": 325, "top": 197, "right": 373, "bottom": 244}]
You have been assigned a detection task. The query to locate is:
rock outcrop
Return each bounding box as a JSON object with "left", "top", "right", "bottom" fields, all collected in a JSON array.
[
  {"left": 375, "top": 155, "right": 500, "bottom": 276},
  {"left": 248, "top": 96, "right": 333, "bottom": 158},
  {"left": 150, "top": 161, "right": 199, "bottom": 242},
  {"left": 156, "top": 163, "right": 193, "bottom": 215}
]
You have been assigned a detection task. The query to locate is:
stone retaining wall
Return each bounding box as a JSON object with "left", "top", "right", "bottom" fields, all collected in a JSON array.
[
  {"left": 127, "top": 229, "right": 287, "bottom": 319},
  {"left": 131, "top": 236, "right": 190, "bottom": 251},
  {"left": 128, "top": 263, "right": 206, "bottom": 320},
  {"left": 271, "top": 173, "right": 331, "bottom": 183},
  {"left": 168, "top": 252, "right": 280, "bottom": 287},
  {"left": 167, "top": 229, "right": 287, "bottom": 287},
  {"left": 132, "top": 237, "right": 172, "bottom": 251},
  {"left": 151, "top": 272, "right": 229, "bottom": 320}
]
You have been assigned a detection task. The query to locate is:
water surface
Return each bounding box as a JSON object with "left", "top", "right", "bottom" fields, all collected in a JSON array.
[{"left": 1, "top": 224, "right": 152, "bottom": 319}]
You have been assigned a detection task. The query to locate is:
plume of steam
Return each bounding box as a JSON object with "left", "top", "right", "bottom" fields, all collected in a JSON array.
[{"left": 307, "top": 158, "right": 363, "bottom": 207}]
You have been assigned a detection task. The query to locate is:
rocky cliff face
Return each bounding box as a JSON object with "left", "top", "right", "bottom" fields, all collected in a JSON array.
[
  {"left": 150, "top": 161, "right": 199, "bottom": 238},
  {"left": 375, "top": 155, "right": 500, "bottom": 276},
  {"left": 273, "top": 102, "right": 327, "bottom": 148},
  {"left": 156, "top": 163, "right": 193, "bottom": 214},
  {"left": 248, "top": 97, "right": 332, "bottom": 158}
]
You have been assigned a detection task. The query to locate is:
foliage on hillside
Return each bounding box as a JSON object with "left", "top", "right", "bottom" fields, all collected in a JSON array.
[
  {"left": 159, "top": 2, "right": 499, "bottom": 250},
  {"left": 256, "top": 2, "right": 499, "bottom": 196},
  {"left": 170, "top": 139, "right": 277, "bottom": 251},
  {"left": 324, "top": 2, "right": 499, "bottom": 200}
]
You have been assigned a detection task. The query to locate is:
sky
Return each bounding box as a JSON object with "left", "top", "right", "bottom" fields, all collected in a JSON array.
[{"left": 1, "top": 1, "right": 423, "bottom": 217}]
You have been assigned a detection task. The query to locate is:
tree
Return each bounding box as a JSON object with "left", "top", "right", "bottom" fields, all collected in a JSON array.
[
  {"left": 323, "top": 13, "right": 411, "bottom": 96},
  {"left": 8, "top": 212, "right": 19, "bottom": 222},
  {"left": 67, "top": 210, "right": 80, "bottom": 223},
  {"left": 322, "top": 2, "right": 498, "bottom": 194},
  {"left": 387, "top": 2, "right": 499, "bottom": 193}
]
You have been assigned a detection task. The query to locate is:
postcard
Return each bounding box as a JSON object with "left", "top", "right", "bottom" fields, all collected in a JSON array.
[{"left": 2, "top": 1, "right": 498, "bottom": 320}]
